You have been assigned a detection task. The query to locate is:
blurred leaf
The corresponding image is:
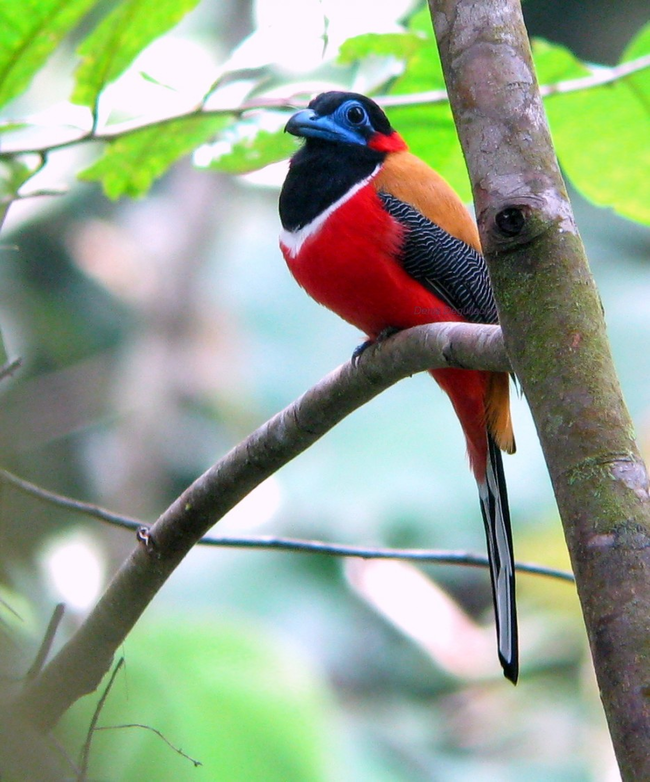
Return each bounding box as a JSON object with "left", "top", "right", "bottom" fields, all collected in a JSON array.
[
  {"left": 72, "top": 0, "right": 202, "bottom": 109},
  {"left": 388, "top": 43, "right": 445, "bottom": 94},
  {"left": 0, "top": 122, "right": 28, "bottom": 135},
  {"left": 386, "top": 102, "right": 471, "bottom": 202},
  {"left": 623, "top": 19, "right": 650, "bottom": 62},
  {"left": 60, "top": 616, "right": 335, "bottom": 782},
  {"left": 532, "top": 38, "right": 589, "bottom": 83},
  {"left": 338, "top": 32, "right": 426, "bottom": 66},
  {"left": 210, "top": 128, "right": 298, "bottom": 174},
  {"left": 79, "top": 114, "right": 229, "bottom": 198},
  {"left": 0, "top": 157, "right": 38, "bottom": 201},
  {"left": 539, "top": 36, "right": 650, "bottom": 225},
  {"left": 406, "top": 3, "right": 435, "bottom": 35},
  {"left": 552, "top": 88, "right": 650, "bottom": 224},
  {"left": 621, "top": 20, "right": 650, "bottom": 109},
  {"left": 137, "top": 70, "right": 175, "bottom": 89},
  {"left": 340, "top": 17, "right": 444, "bottom": 91},
  {"left": 382, "top": 29, "right": 468, "bottom": 200},
  {"left": 0, "top": 0, "right": 96, "bottom": 109}
]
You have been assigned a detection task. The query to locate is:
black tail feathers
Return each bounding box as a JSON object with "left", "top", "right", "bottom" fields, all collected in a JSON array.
[{"left": 478, "top": 433, "right": 518, "bottom": 683}]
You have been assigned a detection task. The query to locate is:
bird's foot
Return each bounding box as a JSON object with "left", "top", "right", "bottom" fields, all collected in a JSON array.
[{"left": 351, "top": 327, "right": 400, "bottom": 366}]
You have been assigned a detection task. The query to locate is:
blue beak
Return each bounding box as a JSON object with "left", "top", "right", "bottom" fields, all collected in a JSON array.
[{"left": 285, "top": 109, "right": 363, "bottom": 145}]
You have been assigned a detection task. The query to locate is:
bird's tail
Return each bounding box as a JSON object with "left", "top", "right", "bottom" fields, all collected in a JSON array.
[{"left": 478, "top": 433, "right": 518, "bottom": 683}]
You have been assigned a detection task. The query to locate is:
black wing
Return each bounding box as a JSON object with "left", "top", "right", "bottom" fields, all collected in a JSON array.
[{"left": 379, "top": 192, "right": 498, "bottom": 324}]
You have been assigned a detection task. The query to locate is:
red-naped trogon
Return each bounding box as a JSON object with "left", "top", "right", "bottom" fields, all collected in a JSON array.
[{"left": 278, "top": 91, "right": 518, "bottom": 683}]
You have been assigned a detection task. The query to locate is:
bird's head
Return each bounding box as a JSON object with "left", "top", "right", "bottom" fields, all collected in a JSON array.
[{"left": 285, "top": 92, "right": 407, "bottom": 154}]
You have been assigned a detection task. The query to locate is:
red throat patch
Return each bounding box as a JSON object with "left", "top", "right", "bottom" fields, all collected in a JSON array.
[{"left": 368, "top": 131, "right": 408, "bottom": 153}]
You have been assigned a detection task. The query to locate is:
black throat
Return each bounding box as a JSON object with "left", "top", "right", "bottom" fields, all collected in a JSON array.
[{"left": 279, "top": 140, "right": 386, "bottom": 232}]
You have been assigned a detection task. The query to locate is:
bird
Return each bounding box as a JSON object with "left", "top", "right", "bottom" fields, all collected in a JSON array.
[{"left": 278, "top": 91, "right": 518, "bottom": 683}]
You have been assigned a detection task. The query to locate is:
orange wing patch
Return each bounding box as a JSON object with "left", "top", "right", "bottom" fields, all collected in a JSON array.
[{"left": 374, "top": 151, "right": 481, "bottom": 252}]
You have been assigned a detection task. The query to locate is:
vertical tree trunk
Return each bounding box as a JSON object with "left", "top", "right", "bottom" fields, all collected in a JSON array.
[{"left": 428, "top": 0, "right": 650, "bottom": 777}]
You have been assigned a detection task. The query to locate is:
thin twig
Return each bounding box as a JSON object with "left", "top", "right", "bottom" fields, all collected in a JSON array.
[
  {"left": 0, "top": 358, "right": 21, "bottom": 383},
  {"left": 77, "top": 657, "right": 125, "bottom": 782},
  {"left": 0, "top": 466, "right": 573, "bottom": 582},
  {"left": 47, "top": 734, "right": 82, "bottom": 779},
  {"left": 25, "top": 604, "right": 65, "bottom": 681},
  {"left": 5, "top": 188, "right": 69, "bottom": 203},
  {"left": 187, "top": 535, "right": 575, "bottom": 581},
  {"left": 0, "top": 54, "right": 647, "bottom": 158},
  {"left": 539, "top": 52, "right": 650, "bottom": 96},
  {"left": 0, "top": 467, "right": 142, "bottom": 531},
  {"left": 94, "top": 724, "right": 201, "bottom": 767},
  {"left": 379, "top": 52, "right": 650, "bottom": 106},
  {"left": 0, "top": 596, "right": 23, "bottom": 621}
]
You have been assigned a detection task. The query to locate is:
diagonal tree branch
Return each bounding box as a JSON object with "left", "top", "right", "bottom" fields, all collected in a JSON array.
[
  {"left": 428, "top": 0, "right": 650, "bottom": 777},
  {"left": 12, "top": 320, "right": 509, "bottom": 732}
]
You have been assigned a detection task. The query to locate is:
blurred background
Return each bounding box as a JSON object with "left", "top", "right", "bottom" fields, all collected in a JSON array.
[{"left": 0, "top": 0, "right": 649, "bottom": 779}]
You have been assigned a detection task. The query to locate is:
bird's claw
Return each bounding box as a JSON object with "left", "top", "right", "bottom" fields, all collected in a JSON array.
[{"left": 351, "top": 327, "right": 400, "bottom": 366}]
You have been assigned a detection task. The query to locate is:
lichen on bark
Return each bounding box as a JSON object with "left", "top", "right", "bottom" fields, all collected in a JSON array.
[{"left": 429, "top": 0, "right": 650, "bottom": 777}]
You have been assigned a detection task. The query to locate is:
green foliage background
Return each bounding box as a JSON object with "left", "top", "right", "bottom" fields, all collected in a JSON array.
[
  {"left": 0, "top": 1, "right": 648, "bottom": 218},
  {"left": 0, "top": 0, "right": 648, "bottom": 779}
]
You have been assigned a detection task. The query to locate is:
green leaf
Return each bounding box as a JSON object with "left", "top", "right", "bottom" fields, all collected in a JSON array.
[
  {"left": 0, "top": 0, "right": 96, "bottom": 109},
  {"left": 386, "top": 103, "right": 471, "bottom": 202},
  {"left": 60, "top": 617, "right": 334, "bottom": 781},
  {"left": 339, "top": 27, "right": 444, "bottom": 93},
  {"left": 210, "top": 128, "right": 299, "bottom": 175},
  {"left": 540, "top": 36, "right": 650, "bottom": 225},
  {"left": 622, "top": 19, "right": 650, "bottom": 61},
  {"left": 406, "top": 4, "right": 435, "bottom": 36},
  {"left": 532, "top": 38, "right": 589, "bottom": 84},
  {"left": 554, "top": 86, "right": 649, "bottom": 224},
  {"left": 389, "top": 41, "right": 445, "bottom": 94},
  {"left": 338, "top": 32, "right": 426, "bottom": 66},
  {"left": 0, "top": 156, "right": 40, "bottom": 201},
  {"left": 72, "top": 0, "right": 202, "bottom": 109},
  {"left": 0, "top": 121, "right": 28, "bottom": 134},
  {"left": 79, "top": 114, "right": 228, "bottom": 199},
  {"left": 363, "top": 23, "right": 464, "bottom": 197},
  {"left": 620, "top": 21, "right": 650, "bottom": 108}
]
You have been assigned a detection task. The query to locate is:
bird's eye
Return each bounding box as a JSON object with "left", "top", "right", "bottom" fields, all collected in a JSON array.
[{"left": 346, "top": 105, "right": 366, "bottom": 125}]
